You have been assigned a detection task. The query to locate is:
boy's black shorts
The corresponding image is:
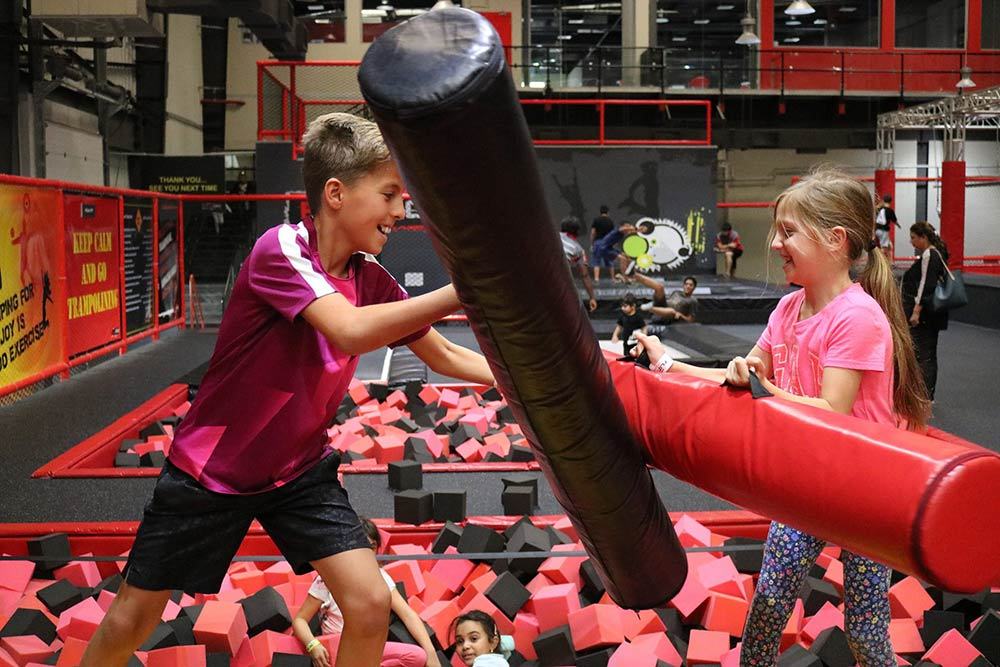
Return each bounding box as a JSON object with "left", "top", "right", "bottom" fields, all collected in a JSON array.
[{"left": 123, "top": 452, "right": 369, "bottom": 594}]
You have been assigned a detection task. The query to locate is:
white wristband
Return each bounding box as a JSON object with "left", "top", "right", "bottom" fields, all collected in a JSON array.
[{"left": 652, "top": 353, "right": 674, "bottom": 374}]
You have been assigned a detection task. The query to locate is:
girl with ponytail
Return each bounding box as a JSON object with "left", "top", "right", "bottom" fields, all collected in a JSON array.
[{"left": 634, "top": 167, "right": 929, "bottom": 666}]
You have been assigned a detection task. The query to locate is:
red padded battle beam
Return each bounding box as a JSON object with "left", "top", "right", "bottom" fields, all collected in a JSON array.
[{"left": 609, "top": 355, "right": 1000, "bottom": 593}]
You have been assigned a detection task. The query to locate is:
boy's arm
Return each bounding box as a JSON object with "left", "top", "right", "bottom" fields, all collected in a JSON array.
[
  {"left": 576, "top": 261, "right": 598, "bottom": 310},
  {"left": 408, "top": 328, "right": 494, "bottom": 386},
  {"left": 302, "top": 284, "right": 459, "bottom": 355},
  {"left": 611, "top": 324, "right": 622, "bottom": 343}
]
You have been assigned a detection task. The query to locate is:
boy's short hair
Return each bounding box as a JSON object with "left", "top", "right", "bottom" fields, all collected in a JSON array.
[
  {"left": 720, "top": 222, "right": 732, "bottom": 232},
  {"left": 560, "top": 216, "right": 581, "bottom": 235},
  {"left": 599, "top": 205, "right": 609, "bottom": 214},
  {"left": 683, "top": 275, "right": 698, "bottom": 287},
  {"left": 621, "top": 293, "right": 638, "bottom": 307},
  {"left": 637, "top": 220, "right": 655, "bottom": 235},
  {"left": 301, "top": 113, "right": 391, "bottom": 214}
]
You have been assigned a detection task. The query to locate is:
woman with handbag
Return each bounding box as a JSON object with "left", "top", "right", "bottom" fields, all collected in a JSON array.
[{"left": 901, "top": 221, "right": 950, "bottom": 400}]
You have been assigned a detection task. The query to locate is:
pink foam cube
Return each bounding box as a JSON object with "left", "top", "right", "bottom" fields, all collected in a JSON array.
[
  {"left": 531, "top": 583, "right": 581, "bottom": 632},
  {"left": 0, "top": 561, "right": 33, "bottom": 595},
  {"left": 687, "top": 629, "right": 731, "bottom": 664},
  {"left": 800, "top": 602, "right": 845, "bottom": 643}
]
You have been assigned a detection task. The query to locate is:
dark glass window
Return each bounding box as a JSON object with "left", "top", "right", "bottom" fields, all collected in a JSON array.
[
  {"left": 773, "top": 0, "right": 879, "bottom": 47},
  {"left": 896, "top": 0, "right": 966, "bottom": 48},
  {"left": 528, "top": 2, "right": 623, "bottom": 88},
  {"left": 655, "top": 1, "right": 759, "bottom": 89},
  {"left": 983, "top": 0, "right": 1000, "bottom": 49},
  {"left": 294, "top": 1, "right": 346, "bottom": 44}
]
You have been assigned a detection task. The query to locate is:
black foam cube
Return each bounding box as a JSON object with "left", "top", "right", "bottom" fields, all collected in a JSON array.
[
  {"left": 983, "top": 591, "right": 1000, "bottom": 615},
  {"left": 207, "top": 652, "right": 231, "bottom": 666},
  {"left": 510, "top": 444, "right": 535, "bottom": 462},
  {"left": 723, "top": 537, "right": 765, "bottom": 574},
  {"left": 504, "top": 516, "right": 536, "bottom": 541},
  {"left": 497, "top": 406, "right": 516, "bottom": 423},
  {"left": 341, "top": 450, "right": 364, "bottom": 463},
  {"left": 178, "top": 604, "right": 204, "bottom": 624},
  {"left": 0, "top": 608, "right": 57, "bottom": 644},
  {"left": 449, "top": 423, "right": 482, "bottom": 446},
  {"left": 655, "top": 609, "right": 685, "bottom": 639},
  {"left": 394, "top": 490, "right": 434, "bottom": 525},
  {"left": 809, "top": 626, "right": 854, "bottom": 667},
  {"left": 800, "top": 577, "right": 841, "bottom": 616},
  {"left": 534, "top": 625, "right": 576, "bottom": 667},
  {"left": 778, "top": 644, "right": 822, "bottom": 667},
  {"left": 272, "top": 654, "right": 312, "bottom": 667},
  {"left": 91, "top": 573, "right": 123, "bottom": 598},
  {"left": 545, "top": 525, "right": 574, "bottom": 546},
  {"left": 481, "top": 387, "right": 502, "bottom": 402},
  {"left": 390, "top": 417, "right": 420, "bottom": 434},
  {"left": 942, "top": 591, "right": 987, "bottom": 625},
  {"left": 579, "top": 560, "right": 606, "bottom": 604},
  {"left": 388, "top": 460, "right": 423, "bottom": 491},
  {"left": 484, "top": 452, "right": 506, "bottom": 463},
  {"left": 139, "top": 421, "right": 168, "bottom": 438},
  {"left": 37, "top": 579, "right": 84, "bottom": 615},
  {"left": 502, "top": 487, "right": 534, "bottom": 516},
  {"left": 504, "top": 523, "right": 552, "bottom": 578},
  {"left": 404, "top": 437, "right": 435, "bottom": 463},
  {"left": 575, "top": 647, "right": 614, "bottom": 667},
  {"left": 140, "top": 450, "right": 167, "bottom": 467},
  {"left": 431, "top": 522, "right": 464, "bottom": 554},
  {"left": 167, "top": 615, "right": 196, "bottom": 646},
  {"left": 139, "top": 622, "right": 179, "bottom": 651},
  {"left": 27, "top": 533, "right": 71, "bottom": 577},
  {"left": 457, "top": 523, "right": 506, "bottom": 562},
  {"left": 369, "top": 383, "right": 390, "bottom": 403},
  {"left": 920, "top": 610, "right": 965, "bottom": 648},
  {"left": 485, "top": 572, "right": 531, "bottom": 619},
  {"left": 404, "top": 381, "right": 424, "bottom": 401},
  {"left": 240, "top": 586, "right": 292, "bottom": 636},
  {"left": 120, "top": 438, "right": 143, "bottom": 452},
  {"left": 115, "top": 452, "right": 141, "bottom": 467},
  {"left": 968, "top": 610, "right": 1000, "bottom": 665},
  {"left": 433, "top": 490, "right": 467, "bottom": 523},
  {"left": 502, "top": 474, "right": 539, "bottom": 507}
]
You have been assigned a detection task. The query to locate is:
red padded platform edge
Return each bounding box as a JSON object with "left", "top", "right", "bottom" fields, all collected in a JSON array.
[
  {"left": 0, "top": 512, "right": 770, "bottom": 556},
  {"left": 32, "top": 384, "right": 190, "bottom": 478}
]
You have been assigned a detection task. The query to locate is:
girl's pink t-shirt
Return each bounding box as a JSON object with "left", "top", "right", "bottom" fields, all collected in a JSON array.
[{"left": 757, "top": 283, "right": 897, "bottom": 427}]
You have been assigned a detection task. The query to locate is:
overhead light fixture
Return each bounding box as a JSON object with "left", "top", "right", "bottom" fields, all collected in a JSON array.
[
  {"left": 814, "top": 18, "right": 828, "bottom": 24},
  {"left": 307, "top": 4, "right": 324, "bottom": 10},
  {"left": 786, "top": 20, "right": 801, "bottom": 25},
  {"left": 656, "top": 17, "right": 669, "bottom": 23},
  {"left": 735, "top": 14, "right": 760, "bottom": 45},
  {"left": 671, "top": 36, "right": 688, "bottom": 42},
  {"left": 839, "top": 6, "right": 857, "bottom": 11},
  {"left": 785, "top": 1, "right": 815, "bottom": 15},
  {"left": 694, "top": 19, "right": 710, "bottom": 24},
  {"left": 956, "top": 66, "right": 976, "bottom": 89},
  {"left": 717, "top": 4, "right": 736, "bottom": 9},
  {"left": 568, "top": 18, "right": 584, "bottom": 24},
  {"left": 783, "top": 36, "right": 801, "bottom": 42}
]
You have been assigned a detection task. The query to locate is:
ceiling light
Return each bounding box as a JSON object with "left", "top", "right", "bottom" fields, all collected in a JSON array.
[
  {"left": 717, "top": 4, "right": 736, "bottom": 9},
  {"left": 307, "top": 4, "right": 324, "bottom": 10},
  {"left": 785, "top": 1, "right": 815, "bottom": 15},
  {"left": 656, "top": 17, "right": 669, "bottom": 23},
  {"left": 839, "top": 6, "right": 857, "bottom": 11},
  {"left": 956, "top": 66, "right": 976, "bottom": 89},
  {"left": 557, "top": 34, "right": 572, "bottom": 40},
  {"left": 735, "top": 15, "right": 760, "bottom": 45},
  {"left": 783, "top": 36, "right": 801, "bottom": 42},
  {"left": 814, "top": 18, "right": 828, "bottom": 24},
  {"left": 694, "top": 19, "right": 710, "bottom": 24},
  {"left": 671, "top": 36, "right": 688, "bottom": 42},
  {"left": 683, "top": 64, "right": 691, "bottom": 70},
  {"left": 786, "top": 19, "right": 801, "bottom": 25},
  {"left": 568, "top": 18, "right": 584, "bottom": 24}
]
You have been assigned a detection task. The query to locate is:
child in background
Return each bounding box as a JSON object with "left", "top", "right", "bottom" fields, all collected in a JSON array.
[
  {"left": 451, "top": 611, "right": 513, "bottom": 667},
  {"left": 633, "top": 168, "right": 928, "bottom": 667},
  {"left": 610, "top": 293, "right": 646, "bottom": 354},
  {"left": 590, "top": 221, "right": 637, "bottom": 282},
  {"left": 292, "top": 518, "right": 440, "bottom": 667}
]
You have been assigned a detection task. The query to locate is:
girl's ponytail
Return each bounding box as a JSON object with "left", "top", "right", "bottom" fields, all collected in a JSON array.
[{"left": 859, "top": 242, "right": 930, "bottom": 430}]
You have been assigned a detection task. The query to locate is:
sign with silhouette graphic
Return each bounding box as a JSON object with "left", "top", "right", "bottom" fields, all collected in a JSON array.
[
  {"left": 539, "top": 147, "right": 718, "bottom": 274},
  {"left": 0, "top": 185, "right": 66, "bottom": 389},
  {"left": 64, "top": 195, "right": 120, "bottom": 356}
]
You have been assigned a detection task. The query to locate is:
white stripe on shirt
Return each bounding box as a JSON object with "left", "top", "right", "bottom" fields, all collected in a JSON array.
[
  {"left": 278, "top": 222, "right": 335, "bottom": 298},
  {"left": 915, "top": 248, "right": 931, "bottom": 305}
]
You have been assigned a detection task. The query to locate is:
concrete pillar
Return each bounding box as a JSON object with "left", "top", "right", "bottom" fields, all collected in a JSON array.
[{"left": 622, "top": 0, "right": 654, "bottom": 86}]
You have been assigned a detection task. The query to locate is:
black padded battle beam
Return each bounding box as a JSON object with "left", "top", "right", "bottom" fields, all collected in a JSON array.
[{"left": 359, "top": 7, "right": 686, "bottom": 608}]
